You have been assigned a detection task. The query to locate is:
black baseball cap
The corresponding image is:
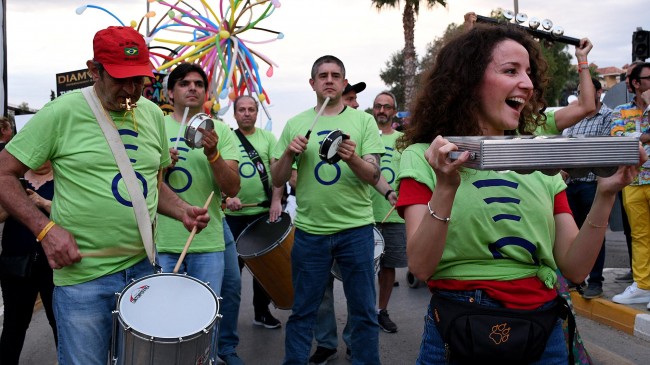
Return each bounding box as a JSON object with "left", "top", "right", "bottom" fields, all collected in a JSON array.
[{"left": 343, "top": 82, "right": 366, "bottom": 95}]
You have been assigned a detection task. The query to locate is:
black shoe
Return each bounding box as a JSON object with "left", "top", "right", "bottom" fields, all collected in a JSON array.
[
  {"left": 582, "top": 284, "right": 604, "bottom": 299},
  {"left": 253, "top": 313, "right": 281, "bottom": 329},
  {"left": 615, "top": 271, "right": 634, "bottom": 283},
  {"left": 378, "top": 309, "right": 398, "bottom": 333},
  {"left": 568, "top": 281, "right": 586, "bottom": 295},
  {"left": 309, "top": 346, "right": 337, "bottom": 365}
]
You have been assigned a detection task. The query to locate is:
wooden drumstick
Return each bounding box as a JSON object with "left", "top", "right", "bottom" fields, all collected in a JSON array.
[
  {"left": 173, "top": 191, "right": 215, "bottom": 273},
  {"left": 380, "top": 205, "right": 397, "bottom": 225},
  {"left": 304, "top": 97, "right": 330, "bottom": 140}
]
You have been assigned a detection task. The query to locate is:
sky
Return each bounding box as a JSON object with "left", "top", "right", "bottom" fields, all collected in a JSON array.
[{"left": 5, "top": 0, "right": 649, "bottom": 136}]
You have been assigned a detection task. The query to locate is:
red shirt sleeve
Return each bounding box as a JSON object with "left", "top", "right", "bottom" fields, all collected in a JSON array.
[
  {"left": 395, "top": 178, "right": 432, "bottom": 218},
  {"left": 554, "top": 190, "right": 572, "bottom": 216}
]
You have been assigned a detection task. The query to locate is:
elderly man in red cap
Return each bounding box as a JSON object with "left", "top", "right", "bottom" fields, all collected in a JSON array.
[{"left": 0, "top": 26, "right": 210, "bottom": 364}]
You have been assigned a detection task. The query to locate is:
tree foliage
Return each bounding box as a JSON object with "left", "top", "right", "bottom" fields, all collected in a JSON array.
[{"left": 379, "top": 10, "right": 586, "bottom": 110}]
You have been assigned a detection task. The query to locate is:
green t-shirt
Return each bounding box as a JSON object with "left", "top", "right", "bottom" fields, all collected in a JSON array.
[
  {"left": 371, "top": 131, "right": 404, "bottom": 223},
  {"left": 534, "top": 109, "right": 559, "bottom": 135},
  {"left": 6, "top": 90, "right": 170, "bottom": 286},
  {"left": 397, "top": 143, "right": 565, "bottom": 287},
  {"left": 273, "top": 107, "right": 384, "bottom": 234},
  {"left": 157, "top": 116, "right": 239, "bottom": 253},
  {"left": 225, "top": 128, "right": 278, "bottom": 217}
]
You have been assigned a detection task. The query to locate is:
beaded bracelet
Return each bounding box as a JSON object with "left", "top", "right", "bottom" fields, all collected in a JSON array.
[
  {"left": 585, "top": 214, "right": 607, "bottom": 228},
  {"left": 427, "top": 202, "right": 450, "bottom": 223}
]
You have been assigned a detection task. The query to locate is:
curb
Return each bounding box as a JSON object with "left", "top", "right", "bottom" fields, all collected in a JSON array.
[{"left": 571, "top": 292, "right": 650, "bottom": 341}]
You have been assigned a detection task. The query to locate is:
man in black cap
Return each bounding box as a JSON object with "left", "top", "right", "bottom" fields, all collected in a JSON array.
[{"left": 341, "top": 81, "right": 366, "bottom": 110}]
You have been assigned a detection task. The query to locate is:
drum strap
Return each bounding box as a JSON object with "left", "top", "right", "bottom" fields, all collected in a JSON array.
[
  {"left": 81, "top": 86, "right": 157, "bottom": 267},
  {"left": 234, "top": 129, "right": 272, "bottom": 201}
]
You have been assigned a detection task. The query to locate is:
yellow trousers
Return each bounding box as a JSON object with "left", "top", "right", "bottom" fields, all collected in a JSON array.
[{"left": 623, "top": 185, "right": 650, "bottom": 290}]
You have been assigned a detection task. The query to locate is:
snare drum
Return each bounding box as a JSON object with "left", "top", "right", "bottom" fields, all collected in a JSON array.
[
  {"left": 319, "top": 129, "right": 349, "bottom": 164},
  {"left": 111, "top": 273, "right": 220, "bottom": 365},
  {"left": 237, "top": 212, "right": 295, "bottom": 309},
  {"left": 331, "top": 227, "right": 385, "bottom": 281},
  {"left": 184, "top": 113, "right": 215, "bottom": 149}
]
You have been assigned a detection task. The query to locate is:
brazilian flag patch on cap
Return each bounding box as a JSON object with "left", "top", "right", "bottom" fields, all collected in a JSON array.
[{"left": 124, "top": 47, "right": 139, "bottom": 56}]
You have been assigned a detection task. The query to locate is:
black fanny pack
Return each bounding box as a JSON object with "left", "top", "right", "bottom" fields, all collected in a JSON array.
[{"left": 430, "top": 292, "right": 574, "bottom": 364}]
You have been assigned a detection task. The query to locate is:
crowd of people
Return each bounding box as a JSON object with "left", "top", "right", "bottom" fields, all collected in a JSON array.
[{"left": 0, "top": 12, "right": 648, "bottom": 365}]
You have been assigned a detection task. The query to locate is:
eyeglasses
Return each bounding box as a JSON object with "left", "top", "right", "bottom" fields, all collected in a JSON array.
[
  {"left": 373, "top": 104, "right": 394, "bottom": 111},
  {"left": 637, "top": 75, "right": 650, "bottom": 80}
]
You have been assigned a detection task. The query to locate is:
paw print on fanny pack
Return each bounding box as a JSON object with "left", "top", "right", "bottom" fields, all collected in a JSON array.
[{"left": 489, "top": 322, "right": 511, "bottom": 345}]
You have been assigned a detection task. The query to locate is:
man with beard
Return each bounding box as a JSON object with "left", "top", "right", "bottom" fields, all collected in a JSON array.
[
  {"left": 370, "top": 91, "right": 404, "bottom": 333},
  {"left": 0, "top": 26, "right": 210, "bottom": 364}
]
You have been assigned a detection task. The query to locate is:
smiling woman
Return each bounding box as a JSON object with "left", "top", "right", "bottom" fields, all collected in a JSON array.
[{"left": 394, "top": 23, "right": 644, "bottom": 365}]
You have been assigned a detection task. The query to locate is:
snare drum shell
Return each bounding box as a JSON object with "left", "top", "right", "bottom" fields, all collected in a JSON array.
[{"left": 237, "top": 212, "right": 295, "bottom": 309}]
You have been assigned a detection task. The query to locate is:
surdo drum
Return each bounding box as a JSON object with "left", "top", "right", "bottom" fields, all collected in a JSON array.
[
  {"left": 331, "top": 227, "right": 385, "bottom": 281},
  {"left": 319, "top": 129, "right": 349, "bottom": 164},
  {"left": 184, "top": 113, "right": 215, "bottom": 149},
  {"left": 237, "top": 212, "right": 295, "bottom": 309},
  {"left": 111, "top": 273, "right": 220, "bottom": 365}
]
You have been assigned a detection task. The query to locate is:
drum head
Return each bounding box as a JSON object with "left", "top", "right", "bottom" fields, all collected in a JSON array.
[
  {"left": 184, "top": 113, "right": 215, "bottom": 149},
  {"left": 237, "top": 212, "right": 293, "bottom": 257},
  {"left": 319, "top": 130, "right": 348, "bottom": 164},
  {"left": 118, "top": 274, "right": 218, "bottom": 338}
]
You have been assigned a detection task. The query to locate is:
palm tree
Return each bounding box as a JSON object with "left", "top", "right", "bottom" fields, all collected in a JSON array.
[{"left": 371, "top": 0, "right": 447, "bottom": 110}]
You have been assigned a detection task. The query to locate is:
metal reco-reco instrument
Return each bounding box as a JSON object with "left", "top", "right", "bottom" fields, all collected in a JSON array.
[{"left": 447, "top": 136, "right": 639, "bottom": 177}]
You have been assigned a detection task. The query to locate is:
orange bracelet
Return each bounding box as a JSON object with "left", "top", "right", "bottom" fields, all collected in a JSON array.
[
  {"left": 36, "top": 221, "right": 56, "bottom": 242},
  {"left": 208, "top": 150, "right": 221, "bottom": 164},
  {"left": 578, "top": 61, "right": 588, "bottom": 65}
]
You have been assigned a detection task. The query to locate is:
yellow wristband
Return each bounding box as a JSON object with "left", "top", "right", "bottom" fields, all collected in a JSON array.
[
  {"left": 36, "top": 221, "right": 56, "bottom": 242},
  {"left": 208, "top": 150, "right": 221, "bottom": 164}
]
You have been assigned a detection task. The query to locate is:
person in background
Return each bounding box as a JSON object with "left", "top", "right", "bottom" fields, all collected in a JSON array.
[
  {"left": 0, "top": 161, "right": 56, "bottom": 365},
  {"left": 225, "top": 94, "right": 284, "bottom": 330},
  {"left": 610, "top": 62, "right": 650, "bottom": 309},
  {"left": 0, "top": 26, "right": 210, "bottom": 364},
  {"left": 563, "top": 78, "right": 613, "bottom": 300},
  {"left": 0, "top": 117, "right": 13, "bottom": 152},
  {"left": 396, "top": 23, "right": 642, "bottom": 364},
  {"left": 370, "top": 91, "right": 405, "bottom": 333}
]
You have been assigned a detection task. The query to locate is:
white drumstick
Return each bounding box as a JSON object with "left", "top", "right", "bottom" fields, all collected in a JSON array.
[
  {"left": 173, "top": 106, "right": 190, "bottom": 150},
  {"left": 305, "top": 97, "right": 330, "bottom": 139}
]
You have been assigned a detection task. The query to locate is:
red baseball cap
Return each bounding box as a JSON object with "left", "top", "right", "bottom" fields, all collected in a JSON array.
[{"left": 93, "top": 26, "right": 154, "bottom": 79}]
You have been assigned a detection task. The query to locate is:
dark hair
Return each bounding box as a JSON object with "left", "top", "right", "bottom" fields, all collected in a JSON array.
[
  {"left": 167, "top": 63, "right": 209, "bottom": 91},
  {"left": 233, "top": 95, "right": 258, "bottom": 112},
  {"left": 397, "top": 24, "right": 549, "bottom": 151},
  {"left": 311, "top": 55, "right": 345, "bottom": 79},
  {"left": 591, "top": 77, "right": 602, "bottom": 91},
  {"left": 375, "top": 90, "right": 398, "bottom": 109},
  {"left": 628, "top": 62, "right": 650, "bottom": 93}
]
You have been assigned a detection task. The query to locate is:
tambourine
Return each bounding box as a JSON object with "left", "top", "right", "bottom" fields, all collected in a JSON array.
[
  {"left": 184, "top": 113, "right": 215, "bottom": 149},
  {"left": 319, "top": 129, "right": 349, "bottom": 164}
]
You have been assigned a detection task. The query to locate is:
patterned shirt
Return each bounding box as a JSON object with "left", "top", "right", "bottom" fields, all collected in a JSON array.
[
  {"left": 564, "top": 104, "right": 613, "bottom": 182},
  {"left": 610, "top": 98, "right": 650, "bottom": 185}
]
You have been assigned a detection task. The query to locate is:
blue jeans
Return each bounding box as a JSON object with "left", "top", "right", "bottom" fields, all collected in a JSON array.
[
  {"left": 158, "top": 251, "right": 225, "bottom": 296},
  {"left": 313, "top": 274, "right": 352, "bottom": 350},
  {"left": 283, "top": 225, "right": 378, "bottom": 365},
  {"left": 416, "top": 290, "right": 567, "bottom": 365},
  {"left": 567, "top": 181, "right": 606, "bottom": 286},
  {"left": 218, "top": 219, "right": 242, "bottom": 358},
  {"left": 53, "top": 258, "right": 155, "bottom": 365}
]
